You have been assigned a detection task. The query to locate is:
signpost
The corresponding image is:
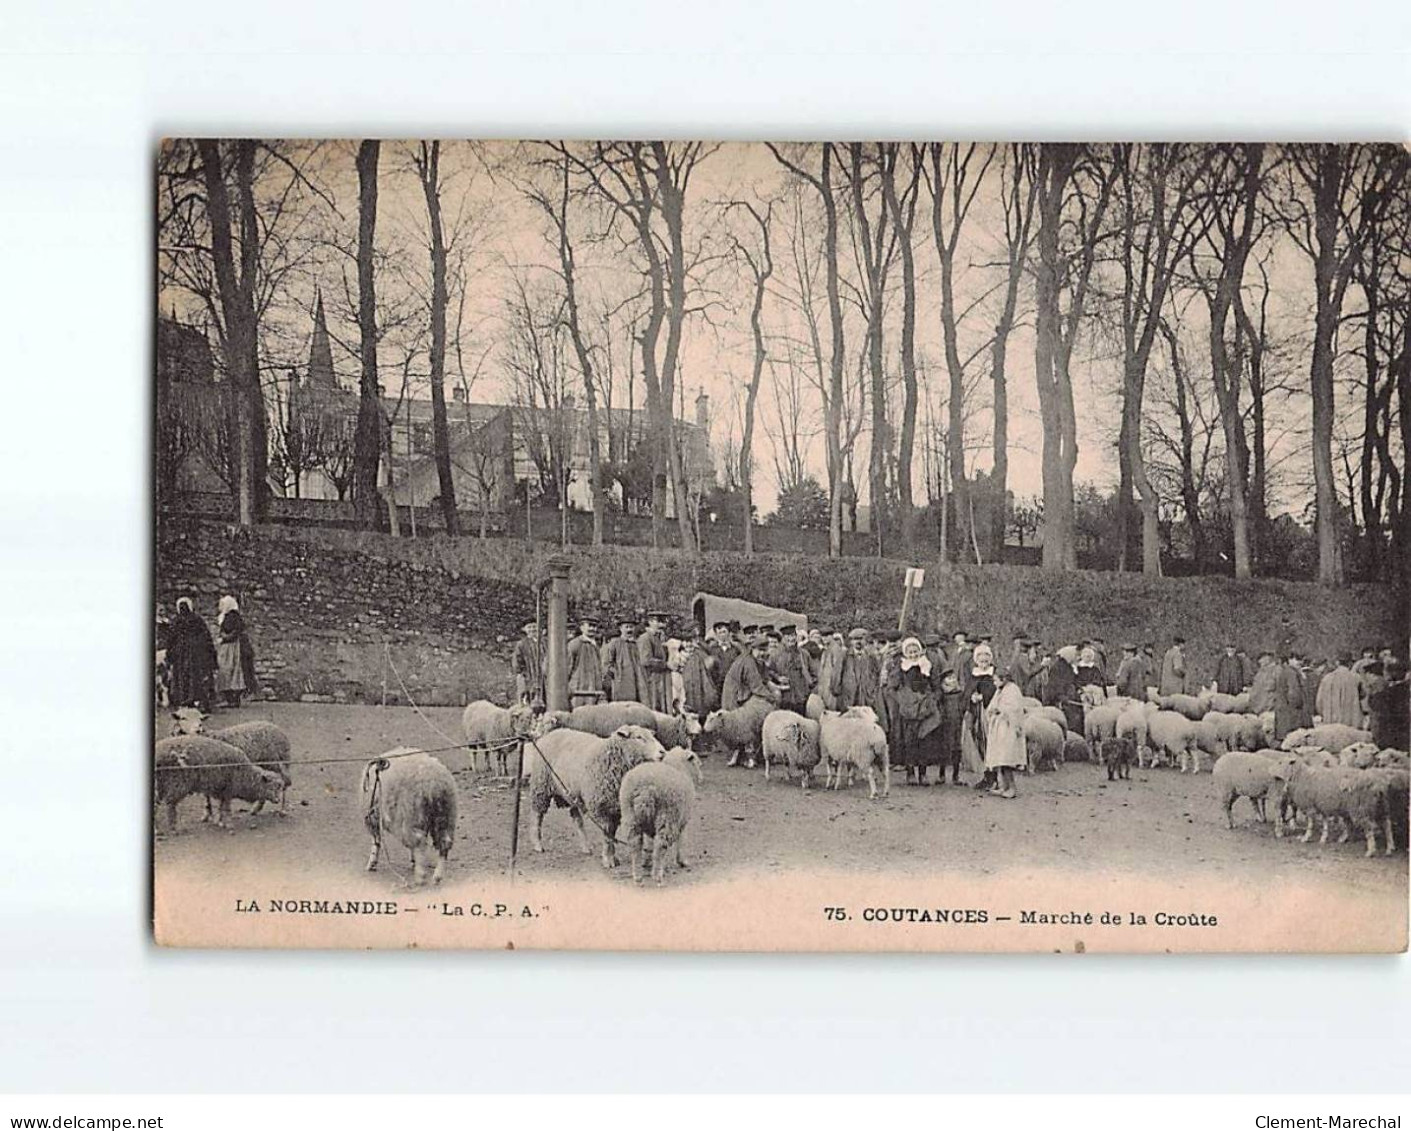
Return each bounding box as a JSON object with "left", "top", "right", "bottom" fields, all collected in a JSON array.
[{"left": 898, "top": 566, "right": 925, "bottom": 632}]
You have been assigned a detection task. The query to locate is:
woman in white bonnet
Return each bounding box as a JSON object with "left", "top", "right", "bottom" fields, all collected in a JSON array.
[{"left": 214, "top": 594, "right": 257, "bottom": 708}]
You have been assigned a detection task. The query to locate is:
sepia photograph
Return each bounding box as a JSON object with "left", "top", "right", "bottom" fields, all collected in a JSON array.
[{"left": 151, "top": 139, "right": 1410, "bottom": 952}]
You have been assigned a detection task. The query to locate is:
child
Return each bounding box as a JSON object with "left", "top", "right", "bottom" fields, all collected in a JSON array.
[{"left": 937, "top": 668, "right": 964, "bottom": 785}]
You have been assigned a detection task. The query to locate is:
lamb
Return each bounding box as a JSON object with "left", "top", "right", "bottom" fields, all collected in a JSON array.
[
  {"left": 1156, "top": 692, "right": 1209, "bottom": 721},
  {"left": 360, "top": 749, "right": 458, "bottom": 886},
  {"left": 1102, "top": 735, "right": 1135, "bottom": 781},
  {"left": 1339, "top": 742, "right": 1380, "bottom": 769},
  {"left": 168, "top": 709, "right": 292, "bottom": 816},
  {"left": 819, "top": 707, "right": 891, "bottom": 799},
  {"left": 1212, "top": 750, "right": 1282, "bottom": 830},
  {"left": 760, "top": 709, "right": 823, "bottom": 790},
  {"left": 528, "top": 724, "right": 665, "bottom": 868},
  {"left": 1280, "top": 724, "right": 1373, "bottom": 755},
  {"left": 461, "top": 699, "right": 538, "bottom": 775},
  {"left": 1146, "top": 708, "right": 1200, "bottom": 772},
  {"left": 1115, "top": 702, "right": 1149, "bottom": 764},
  {"left": 1022, "top": 714, "right": 1066, "bottom": 772},
  {"left": 154, "top": 735, "right": 284, "bottom": 833},
  {"left": 1206, "top": 691, "right": 1250, "bottom": 714},
  {"left": 701, "top": 695, "right": 776, "bottom": 767},
  {"left": 1268, "top": 760, "right": 1396, "bottom": 855},
  {"left": 1376, "top": 749, "right": 1409, "bottom": 770},
  {"left": 618, "top": 747, "right": 703, "bottom": 885},
  {"left": 1083, "top": 701, "right": 1124, "bottom": 761},
  {"left": 1191, "top": 718, "right": 1229, "bottom": 764},
  {"left": 1064, "top": 731, "right": 1093, "bottom": 765}
]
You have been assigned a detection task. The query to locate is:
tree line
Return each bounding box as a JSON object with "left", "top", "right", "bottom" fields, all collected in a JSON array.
[{"left": 156, "top": 141, "right": 1411, "bottom": 586}]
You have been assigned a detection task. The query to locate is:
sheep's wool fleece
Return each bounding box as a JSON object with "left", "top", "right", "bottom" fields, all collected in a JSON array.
[{"left": 363, "top": 752, "right": 458, "bottom": 854}]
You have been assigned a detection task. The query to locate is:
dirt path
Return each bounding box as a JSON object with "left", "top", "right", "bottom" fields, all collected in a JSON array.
[{"left": 153, "top": 703, "right": 1407, "bottom": 906}]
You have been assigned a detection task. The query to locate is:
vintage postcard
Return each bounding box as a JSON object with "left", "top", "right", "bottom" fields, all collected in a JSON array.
[{"left": 153, "top": 140, "right": 1409, "bottom": 951}]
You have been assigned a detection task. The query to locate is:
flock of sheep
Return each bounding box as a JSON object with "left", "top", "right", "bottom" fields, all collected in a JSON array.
[{"left": 152, "top": 681, "right": 1410, "bottom": 891}]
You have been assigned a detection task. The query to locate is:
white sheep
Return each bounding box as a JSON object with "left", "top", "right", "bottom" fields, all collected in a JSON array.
[
  {"left": 1207, "top": 691, "right": 1250, "bottom": 714},
  {"left": 461, "top": 699, "right": 537, "bottom": 775},
  {"left": 168, "top": 710, "right": 292, "bottom": 816},
  {"left": 702, "top": 695, "right": 776, "bottom": 767},
  {"left": 1023, "top": 714, "right": 1066, "bottom": 772},
  {"left": 1212, "top": 750, "right": 1283, "bottom": 830},
  {"left": 1191, "top": 717, "right": 1229, "bottom": 764},
  {"left": 618, "top": 747, "right": 703, "bottom": 885},
  {"left": 760, "top": 709, "right": 823, "bottom": 789},
  {"left": 360, "top": 749, "right": 458, "bottom": 886},
  {"left": 1115, "top": 702, "right": 1149, "bottom": 764},
  {"left": 528, "top": 724, "right": 665, "bottom": 868},
  {"left": 1270, "top": 760, "right": 1400, "bottom": 856},
  {"left": 1082, "top": 701, "right": 1124, "bottom": 761},
  {"left": 1339, "top": 742, "right": 1380, "bottom": 769},
  {"left": 154, "top": 735, "right": 284, "bottom": 832},
  {"left": 1031, "top": 704, "right": 1069, "bottom": 730},
  {"left": 819, "top": 707, "right": 890, "bottom": 799},
  {"left": 1155, "top": 692, "right": 1209, "bottom": 721},
  {"left": 1281, "top": 724, "right": 1374, "bottom": 755},
  {"left": 1376, "top": 749, "right": 1409, "bottom": 770},
  {"left": 1145, "top": 707, "right": 1200, "bottom": 772}
]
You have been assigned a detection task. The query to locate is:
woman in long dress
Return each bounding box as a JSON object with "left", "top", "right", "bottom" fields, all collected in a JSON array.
[
  {"left": 167, "top": 596, "right": 216, "bottom": 711},
  {"left": 883, "top": 637, "right": 945, "bottom": 785},
  {"left": 214, "top": 594, "right": 257, "bottom": 708},
  {"left": 961, "top": 642, "right": 998, "bottom": 786},
  {"left": 984, "top": 678, "right": 1028, "bottom": 799}
]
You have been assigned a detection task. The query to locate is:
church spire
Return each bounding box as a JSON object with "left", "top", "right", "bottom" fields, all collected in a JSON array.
[{"left": 307, "top": 289, "right": 336, "bottom": 388}]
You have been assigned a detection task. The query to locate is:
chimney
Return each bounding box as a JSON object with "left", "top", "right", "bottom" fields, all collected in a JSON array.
[{"left": 695, "top": 389, "right": 710, "bottom": 433}]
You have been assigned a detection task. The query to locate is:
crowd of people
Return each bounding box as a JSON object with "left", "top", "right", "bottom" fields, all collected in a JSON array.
[
  {"left": 516, "top": 614, "right": 1411, "bottom": 800},
  {"left": 156, "top": 595, "right": 258, "bottom": 713}
]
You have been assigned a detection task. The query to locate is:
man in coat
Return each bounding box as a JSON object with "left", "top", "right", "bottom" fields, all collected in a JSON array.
[
  {"left": 566, "top": 619, "right": 603, "bottom": 708},
  {"left": 772, "top": 624, "right": 816, "bottom": 712},
  {"left": 836, "top": 627, "right": 881, "bottom": 710},
  {"left": 637, "top": 610, "right": 672, "bottom": 713},
  {"left": 678, "top": 637, "right": 718, "bottom": 717},
  {"left": 1212, "top": 644, "right": 1245, "bottom": 695},
  {"left": 1113, "top": 643, "right": 1148, "bottom": 700},
  {"left": 1268, "top": 649, "right": 1304, "bottom": 741},
  {"left": 511, "top": 621, "right": 541, "bottom": 705},
  {"left": 721, "top": 637, "right": 773, "bottom": 712},
  {"left": 601, "top": 618, "right": 643, "bottom": 703},
  {"left": 1368, "top": 659, "right": 1409, "bottom": 749},
  {"left": 1314, "top": 651, "right": 1364, "bottom": 728},
  {"left": 1159, "top": 637, "right": 1188, "bottom": 696}
]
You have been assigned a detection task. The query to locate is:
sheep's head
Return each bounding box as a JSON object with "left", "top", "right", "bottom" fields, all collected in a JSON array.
[
  {"left": 842, "top": 704, "right": 878, "bottom": 725},
  {"left": 169, "top": 706, "right": 207, "bottom": 736},
  {"left": 1280, "top": 728, "right": 1311, "bottom": 752},
  {"left": 1375, "top": 748, "right": 1409, "bottom": 769},
  {"left": 1340, "top": 741, "right": 1379, "bottom": 769},
  {"left": 702, "top": 710, "right": 724, "bottom": 735},
  {"left": 677, "top": 710, "right": 702, "bottom": 737},
  {"left": 662, "top": 746, "right": 704, "bottom": 781},
  {"left": 1294, "top": 746, "right": 1338, "bottom": 769},
  {"left": 611, "top": 724, "right": 665, "bottom": 760},
  {"left": 254, "top": 768, "right": 285, "bottom": 804}
]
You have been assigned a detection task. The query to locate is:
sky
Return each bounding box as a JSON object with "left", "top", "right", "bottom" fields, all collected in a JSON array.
[{"left": 159, "top": 140, "right": 1338, "bottom": 520}]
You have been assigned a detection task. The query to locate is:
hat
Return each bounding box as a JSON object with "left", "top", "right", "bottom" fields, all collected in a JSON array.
[
  {"left": 848, "top": 627, "right": 869, "bottom": 641},
  {"left": 618, "top": 616, "right": 636, "bottom": 626},
  {"left": 647, "top": 609, "right": 669, "bottom": 621},
  {"left": 711, "top": 620, "right": 731, "bottom": 630},
  {"left": 921, "top": 633, "right": 942, "bottom": 647},
  {"left": 1122, "top": 642, "right": 1136, "bottom": 653},
  {"left": 1173, "top": 635, "right": 1186, "bottom": 645},
  {"left": 781, "top": 624, "right": 798, "bottom": 636},
  {"left": 521, "top": 620, "right": 537, "bottom": 632}
]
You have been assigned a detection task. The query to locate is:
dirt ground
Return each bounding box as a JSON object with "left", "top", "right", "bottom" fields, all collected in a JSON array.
[{"left": 153, "top": 702, "right": 1408, "bottom": 906}]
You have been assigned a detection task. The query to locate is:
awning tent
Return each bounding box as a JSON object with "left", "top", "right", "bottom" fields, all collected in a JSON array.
[{"left": 691, "top": 592, "right": 808, "bottom": 635}]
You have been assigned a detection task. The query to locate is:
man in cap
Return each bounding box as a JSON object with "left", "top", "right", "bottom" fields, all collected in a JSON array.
[
  {"left": 772, "top": 623, "right": 816, "bottom": 712},
  {"left": 804, "top": 627, "right": 825, "bottom": 662},
  {"left": 511, "top": 620, "right": 541, "bottom": 705},
  {"left": 837, "top": 627, "right": 881, "bottom": 710},
  {"left": 1113, "top": 643, "right": 1147, "bottom": 701},
  {"left": 1212, "top": 643, "right": 1244, "bottom": 695},
  {"left": 637, "top": 610, "right": 672, "bottom": 713},
  {"left": 601, "top": 617, "right": 643, "bottom": 703},
  {"left": 1159, "top": 636, "right": 1187, "bottom": 696},
  {"left": 720, "top": 637, "right": 779, "bottom": 757},
  {"left": 704, "top": 620, "right": 744, "bottom": 688},
  {"left": 566, "top": 618, "right": 603, "bottom": 708}
]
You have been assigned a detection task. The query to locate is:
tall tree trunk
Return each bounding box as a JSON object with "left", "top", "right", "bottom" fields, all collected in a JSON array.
[
  {"left": 353, "top": 140, "right": 383, "bottom": 531},
  {"left": 197, "top": 140, "right": 254, "bottom": 527},
  {"left": 418, "top": 141, "right": 460, "bottom": 536},
  {"left": 1308, "top": 149, "right": 1345, "bottom": 584},
  {"left": 882, "top": 147, "right": 919, "bottom": 549},
  {"left": 233, "top": 141, "right": 268, "bottom": 522}
]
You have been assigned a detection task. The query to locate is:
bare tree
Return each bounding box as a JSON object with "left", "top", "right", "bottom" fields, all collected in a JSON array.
[
  {"left": 723, "top": 197, "right": 775, "bottom": 555},
  {"left": 768, "top": 143, "right": 851, "bottom": 557},
  {"left": 352, "top": 140, "right": 383, "bottom": 530},
  {"left": 881, "top": 144, "right": 924, "bottom": 547},
  {"left": 1282, "top": 143, "right": 1408, "bottom": 583},
  {"left": 410, "top": 140, "right": 461, "bottom": 535},
  {"left": 923, "top": 142, "right": 995, "bottom": 561},
  {"left": 1032, "top": 143, "right": 1116, "bottom": 570}
]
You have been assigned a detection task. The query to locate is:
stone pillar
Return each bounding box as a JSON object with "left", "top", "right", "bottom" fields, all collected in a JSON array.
[{"left": 545, "top": 556, "right": 571, "bottom": 712}]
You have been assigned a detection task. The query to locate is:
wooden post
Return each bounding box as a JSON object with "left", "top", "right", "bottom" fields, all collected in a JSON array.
[
  {"left": 545, "top": 556, "right": 571, "bottom": 712},
  {"left": 509, "top": 737, "right": 524, "bottom": 882},
  {"left": 898, "top": 566, "right": 925, "bottom": 633}
]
